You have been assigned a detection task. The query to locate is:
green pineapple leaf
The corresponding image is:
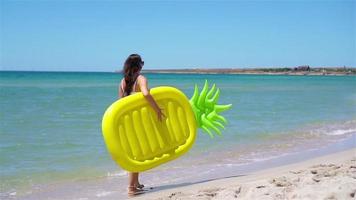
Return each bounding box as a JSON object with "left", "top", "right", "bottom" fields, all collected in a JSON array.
[{"left": 189, "top": 80, "right": 232, "bottom": 138}]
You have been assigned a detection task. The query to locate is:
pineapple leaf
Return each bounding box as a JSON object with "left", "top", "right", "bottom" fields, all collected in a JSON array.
[{"left": 189, "top": 80, "right": 232, "bottom": 137}]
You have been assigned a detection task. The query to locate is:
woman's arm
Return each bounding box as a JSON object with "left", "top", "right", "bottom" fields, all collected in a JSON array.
[{"left": 138, "top": 75, "right": 165, "bottom": 121}]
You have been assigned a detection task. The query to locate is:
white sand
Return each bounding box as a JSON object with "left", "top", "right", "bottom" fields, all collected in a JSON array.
[{"left": 134, "top": 149, "right": 356, "bottom": 200}]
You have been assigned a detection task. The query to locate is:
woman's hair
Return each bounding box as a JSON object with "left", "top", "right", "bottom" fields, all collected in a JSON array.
[{"left": 123, "top": 54, "right": 144, "bottom": 96}]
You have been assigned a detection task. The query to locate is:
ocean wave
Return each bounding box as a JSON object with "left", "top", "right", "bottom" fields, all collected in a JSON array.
[
  {"left": 325, "top": 129, "right": 356, "bottom": 136},
  {"left": 208, "top": 120, "right": 356, "bottom": 168},
  {"left": 307, "top": 120, "right": 356, "bottom": 137}
]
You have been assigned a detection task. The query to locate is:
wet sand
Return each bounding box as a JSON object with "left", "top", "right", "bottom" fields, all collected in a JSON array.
[{"left": 135, "top": 148, "right": 356, "bottom": 200}]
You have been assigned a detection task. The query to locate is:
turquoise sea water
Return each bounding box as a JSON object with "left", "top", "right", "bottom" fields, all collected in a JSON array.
[{"left": 1, "top": 71, "right": 355, "bottom": 198}]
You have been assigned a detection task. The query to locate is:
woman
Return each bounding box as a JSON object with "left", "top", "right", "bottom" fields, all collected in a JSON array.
[{"left": 118, "top": 54, "right": 164, "bottom": 195}]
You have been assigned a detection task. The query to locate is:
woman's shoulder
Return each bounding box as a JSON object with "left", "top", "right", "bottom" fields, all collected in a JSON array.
[{"left": 137, "top": 74, "right": 147, "bottom": 82}]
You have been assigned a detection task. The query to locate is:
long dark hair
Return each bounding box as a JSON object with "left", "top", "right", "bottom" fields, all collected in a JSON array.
[{"left": 123, "top": 54, "right": 144, "bottom": 96}]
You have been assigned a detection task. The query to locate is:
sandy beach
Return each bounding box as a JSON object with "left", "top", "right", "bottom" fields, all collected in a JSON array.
[{"left": 135, "top": 148, "right": 356, "bottom": 200}]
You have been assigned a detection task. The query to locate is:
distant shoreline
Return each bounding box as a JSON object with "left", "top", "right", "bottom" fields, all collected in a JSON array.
[
  {"left": 141, "top": 67, "right": 355, "bottom": 76},
  {"left": 1, "top": 67, "right": 355, "bottom": 75}
]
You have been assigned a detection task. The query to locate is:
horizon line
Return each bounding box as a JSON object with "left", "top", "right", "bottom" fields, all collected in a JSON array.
[{"left": 1, "top": 65, "right": 355, "bottom": 73}]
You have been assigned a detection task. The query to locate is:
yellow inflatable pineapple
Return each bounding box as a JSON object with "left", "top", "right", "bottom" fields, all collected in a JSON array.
[{"left": 102, "top": 80, "right": 231, "bottom": 172}]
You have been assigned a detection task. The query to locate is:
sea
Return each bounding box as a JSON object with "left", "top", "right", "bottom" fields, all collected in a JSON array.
[{"left": 0, "top": 71, "right": 355, "bottom": 199}]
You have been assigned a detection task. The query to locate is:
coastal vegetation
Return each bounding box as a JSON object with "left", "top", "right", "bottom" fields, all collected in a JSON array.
[{"left": 141, "top": 66, "right": 356, "bottom": 75}]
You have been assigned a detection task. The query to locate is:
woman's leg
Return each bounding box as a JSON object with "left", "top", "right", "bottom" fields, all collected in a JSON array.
[
  {"left": 128, "top": 172, "right": 138, "bottom": 187},
  {"left": 135, "top": 173, "right": 145, "bottom": 188},
  {"left": 135, "top": 173, "right": 139, "bottom": 185},
  {"left": 128, "top": 172, "right": 143, "bottom": 195}
]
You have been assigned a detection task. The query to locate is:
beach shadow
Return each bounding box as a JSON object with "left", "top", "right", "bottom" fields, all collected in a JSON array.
[{"left": 140, "top": 174, "right": 246, "bottom": 196}]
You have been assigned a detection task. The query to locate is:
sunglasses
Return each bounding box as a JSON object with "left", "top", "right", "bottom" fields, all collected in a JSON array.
[{"left": 139, "top": 61, "right": 144, "bottom": 68}]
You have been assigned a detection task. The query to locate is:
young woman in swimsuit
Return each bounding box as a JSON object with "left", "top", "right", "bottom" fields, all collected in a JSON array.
[{"left": 118, "top": 54, "right": 165, "bottom": 195}]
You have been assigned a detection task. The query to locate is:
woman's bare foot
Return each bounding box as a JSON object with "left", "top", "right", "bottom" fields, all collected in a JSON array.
[
  {"left": 135, "top": 183, "right": 144, "bottom": 189},
  {"left": 127, "top": 186, "right": 145, "bottom": 196}
]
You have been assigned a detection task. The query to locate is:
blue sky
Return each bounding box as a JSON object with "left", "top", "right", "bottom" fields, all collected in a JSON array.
[{"left": 0, "top": 0, "right": 355, "bottom": 71}]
